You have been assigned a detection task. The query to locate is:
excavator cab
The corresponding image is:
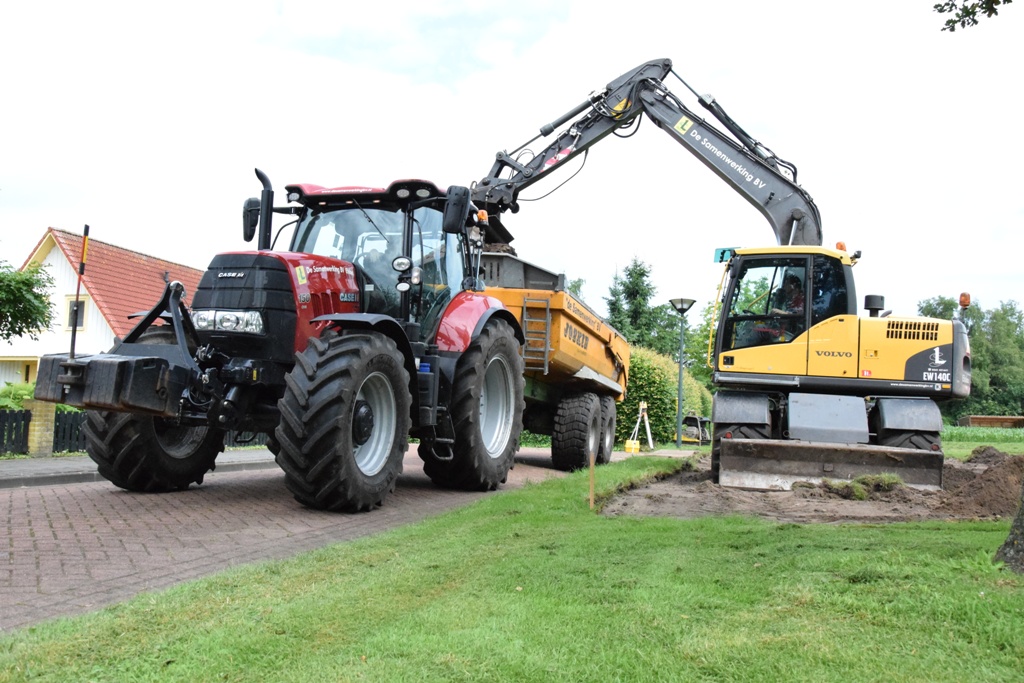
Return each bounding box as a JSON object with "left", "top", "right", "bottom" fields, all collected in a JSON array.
[{"left": 716, "top": 247, "right": 857, "bottom": 371}]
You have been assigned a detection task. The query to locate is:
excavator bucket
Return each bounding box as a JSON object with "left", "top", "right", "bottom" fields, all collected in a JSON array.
[{"left": 718, "top": 438, "right": 943, "bottom": 491}]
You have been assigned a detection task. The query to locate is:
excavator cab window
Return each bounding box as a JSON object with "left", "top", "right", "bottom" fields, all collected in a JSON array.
[
  {"left": 810, "top": 254, "right": 850, "bottom": 324},
  {"left": 722, "top": 256, "right": 808, "bottom": 350}
]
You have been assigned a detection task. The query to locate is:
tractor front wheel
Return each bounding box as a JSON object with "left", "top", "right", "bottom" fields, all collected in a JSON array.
[
  {"left": 82, "top": 327, "right": 224, "bottom": 492},
  {"left": 276, "top": 332, "right": 411, "bottom": 512}
]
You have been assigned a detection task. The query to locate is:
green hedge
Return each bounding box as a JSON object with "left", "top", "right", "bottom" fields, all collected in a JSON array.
[
  {"left": 0, "top": 382, "right": 79, "bottom": 412},
  {"left": 615, "top": 346, "right": 712, "bottom": 447}
]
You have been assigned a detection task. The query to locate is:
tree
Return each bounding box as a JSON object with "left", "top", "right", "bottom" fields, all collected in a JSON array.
[
  {"left": 567, "top": 277, "right": 585, "bottom": 298},
  {"left": 603, "top": 258, "right": 681, "bottom": 358},
  {"left": 934, "top": 0, "right": 1013, "bottom": 31},
  {"left": 918, "top": 296, "right": 1024, "bottom": 419},
  {"left": 920, "top": 297, "right": 1024, "bottom": 573},
  {"left": 683, "top": 303, "right": 716, "bottom": 393},
  {"left": 0, "top": 261, "right": 54, "bottom": 342},
  {"left": 996, "top": 491, "right": 1024, "bottom": 573}
]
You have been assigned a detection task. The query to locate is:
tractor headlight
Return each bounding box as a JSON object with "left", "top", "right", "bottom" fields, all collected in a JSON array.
[{"left": 191, "top": 309, "right": 265, "bottom": 335}]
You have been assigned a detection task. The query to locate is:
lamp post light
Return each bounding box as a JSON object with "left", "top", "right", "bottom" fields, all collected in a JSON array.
[{"left": 670, "top": 298, "right": 696, "bottom": 449}]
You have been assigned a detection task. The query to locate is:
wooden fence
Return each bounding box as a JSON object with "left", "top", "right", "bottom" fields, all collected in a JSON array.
[{"left": 0, "top": 410, "right": 31, "bottom": 454}]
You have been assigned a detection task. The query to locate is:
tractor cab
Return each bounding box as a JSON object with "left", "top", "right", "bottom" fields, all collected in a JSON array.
[{"left": 280, "top": 181, "right": 470, "bottom": 342}]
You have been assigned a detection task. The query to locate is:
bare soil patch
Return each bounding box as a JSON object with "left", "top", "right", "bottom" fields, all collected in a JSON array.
[{"left": 603, "top": 447, "right": 1024, "bottom": 524}]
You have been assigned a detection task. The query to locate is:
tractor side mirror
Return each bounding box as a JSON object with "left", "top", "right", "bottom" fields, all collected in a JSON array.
[
  {"left": 442, "top": 185, "right": 471, "bottom": 234},
  {"left": 242, "top": 197, "right": 261, "bottom": 242}
]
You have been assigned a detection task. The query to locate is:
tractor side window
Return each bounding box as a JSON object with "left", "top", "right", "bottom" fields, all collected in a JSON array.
[
  {"left": 410, "top": 207, "right": 462, "bottom": 339},
  {"left": 723, "top": 257, "right": 807, "bottom": 350}
]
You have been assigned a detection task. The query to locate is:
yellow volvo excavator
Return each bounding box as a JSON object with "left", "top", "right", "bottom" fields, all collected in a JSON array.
[{"left": 472, "top": 58, "right": 971, "bottom": 489}]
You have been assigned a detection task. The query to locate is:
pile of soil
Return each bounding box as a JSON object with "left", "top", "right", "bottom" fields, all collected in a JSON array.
[{"left": 603, "top": 447, "right": 1024, "bottom": 524}]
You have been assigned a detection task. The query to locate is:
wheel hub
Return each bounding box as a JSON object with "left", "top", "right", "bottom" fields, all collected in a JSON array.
[{"left": 352, "top": 400, "right": 375, "bottom": 446}]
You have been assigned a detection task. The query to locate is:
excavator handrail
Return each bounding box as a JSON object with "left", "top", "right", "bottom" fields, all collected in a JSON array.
[{"left": 472, "top": 58, "right": 823, "bottom": 248}]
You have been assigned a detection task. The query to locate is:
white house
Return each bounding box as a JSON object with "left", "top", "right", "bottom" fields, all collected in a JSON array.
[{"left": 1, "top": 228, "right": 204, "bottom": 385}]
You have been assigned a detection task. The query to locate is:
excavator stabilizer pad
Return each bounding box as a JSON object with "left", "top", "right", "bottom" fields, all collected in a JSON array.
[{"left": 719, "top": 438, "right": 943, "bottom": 491}]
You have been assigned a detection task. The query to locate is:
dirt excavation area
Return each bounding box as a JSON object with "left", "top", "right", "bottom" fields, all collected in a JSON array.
[{"left": 603, "top": 447, "right": 1024, "bottom": 524}]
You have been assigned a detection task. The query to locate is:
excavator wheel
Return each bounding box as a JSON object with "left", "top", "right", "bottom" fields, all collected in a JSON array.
[
  {"left": 876, "top": 429, "right": 941, "bottom": 451},
  {"left": 275, "top": 331, "right": 410, "bottom": 512},
  {"left": 710, "top": 423, "right": 770, "bottom": 484},
  {"left": 551, "top": 392, "right": 601, "bottom": 472},
  {"left": 597, "top": 395, "right": 617, "bottom": 465},
  {"left": 422, "top": 319, "right": 524, "bottom": 490},
  {"left": 82, "top": 327, "right": 225, "bottom": 492}
]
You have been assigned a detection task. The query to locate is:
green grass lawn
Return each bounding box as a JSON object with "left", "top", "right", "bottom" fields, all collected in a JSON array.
[{"left": 1, "top": 456, "right": 1021, "bottom": 683}]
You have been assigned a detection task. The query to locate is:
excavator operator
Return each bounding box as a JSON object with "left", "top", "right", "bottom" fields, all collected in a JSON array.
[{"left": 770, "top": 274, "right": 805, "bottom": 317}]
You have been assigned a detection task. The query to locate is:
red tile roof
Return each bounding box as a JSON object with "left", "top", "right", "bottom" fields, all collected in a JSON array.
[{"left": 39, "top": 228, "right": 205, "bottom": 339}]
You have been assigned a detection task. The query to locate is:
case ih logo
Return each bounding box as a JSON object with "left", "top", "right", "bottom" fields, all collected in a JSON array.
[{"left": 218, "top": 272, "right": 245, "bottom": 278}]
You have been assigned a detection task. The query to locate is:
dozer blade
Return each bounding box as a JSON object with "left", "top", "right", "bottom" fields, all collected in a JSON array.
[{"left": 719, "top": 438, "right": 943, "bottom": 491}]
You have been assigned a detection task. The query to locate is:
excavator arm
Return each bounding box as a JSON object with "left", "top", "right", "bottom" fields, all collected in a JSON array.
[{"left": 472, "top": 58, "right": 822, "bottom": 247}]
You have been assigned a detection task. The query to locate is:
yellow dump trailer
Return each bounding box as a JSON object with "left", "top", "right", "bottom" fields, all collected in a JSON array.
[{"left": 482, "top": 253, "right": 630, "bottom": 471}]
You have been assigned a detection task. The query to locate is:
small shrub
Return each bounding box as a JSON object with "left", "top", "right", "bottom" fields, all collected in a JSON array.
[
  {"left": 0, "top": 382, "right": 36, "bottom": 410},
  {"left": 854, "top": 473, "right": 903, "bottom": 493},
  {"left": 823, "top": 479, "right": 868, "bottom": 501}
]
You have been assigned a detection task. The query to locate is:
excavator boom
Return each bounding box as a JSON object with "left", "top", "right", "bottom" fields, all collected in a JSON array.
[{"left": 473, "top": 58, "right": 822, "bottom": 247}]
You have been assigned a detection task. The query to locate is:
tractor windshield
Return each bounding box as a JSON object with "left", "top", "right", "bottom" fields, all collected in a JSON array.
[{"left": 292, "top": 206, "right": 464, "bottom": 333}]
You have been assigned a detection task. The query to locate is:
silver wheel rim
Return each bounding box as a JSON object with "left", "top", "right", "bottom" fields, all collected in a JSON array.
[
  {"left": 601, "top": 417, "right": 613, "bottom": 457},
  {"left": 587, "top": 409, "right": 600, "bottom": 460},
  {"left": 479, "top": 354, "right": 514, "bottom": 458},
  {"left": 353, "top": 371, "right": 397, "bottom": 476}
]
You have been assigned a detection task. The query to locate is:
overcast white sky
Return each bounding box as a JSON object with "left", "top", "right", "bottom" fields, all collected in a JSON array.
[{"left": 1, "top": 1, "right": 1020, "bottom": 320}]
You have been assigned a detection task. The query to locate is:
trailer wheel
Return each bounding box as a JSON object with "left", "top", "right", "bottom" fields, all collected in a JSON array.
[
  {"left": 597, "top": 395, "right": 617, "bottom": 465},
  {"left": 82, "top": 328, "right": 225, "bottom": 492},
  {"left": 276, "top": 332, "right": 410, "bottom": 512},
  {"left": 422, "top": 319, "right": 524, "bottom": 490},
  {"left": 710, "top": 423, "right": 770, "bottom": 484},
  {"left": 551, "top": 392, "right": 601, "bottom": 471}
]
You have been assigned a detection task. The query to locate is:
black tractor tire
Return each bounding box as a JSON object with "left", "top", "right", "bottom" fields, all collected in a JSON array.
[
  {"left": 596, "top": 395, "right": 617, "bottom": 465},
  {"left": 421, "top": 318, "right": 524, "bottom": 490},
  {"left": 82, "top": 327, "right": 225, "bottom": 492},
  {"left": 876, "top": 429, "right": 941, "bottom": 451},
  {"left": 275, "top": 332, "right": 411, "bottom": 512},
  {"left": 710, "top": 423, "right": 770, "bottom": 484},
  {"left": 551, "top": 392, "right": 602, "bottom": 472}
]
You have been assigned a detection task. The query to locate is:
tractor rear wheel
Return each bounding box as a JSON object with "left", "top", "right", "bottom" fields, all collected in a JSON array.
[
  {"left": 551, "top": 392, "right": 601, "bottom": 471},
  {"left": 422, "top": 319, "right": 524, "bottom": 490},
  {"left": 596, "top": 395, "right": 617, "bottom": 465},
  {"left": 276, "top": 332, "right": 410, "bottom": 512},
  {"left": 710, "top": 423, "right": 770, "bottom": 484},
  {"left": 82, "top": 328, "right": 225, "bottom": 492}
]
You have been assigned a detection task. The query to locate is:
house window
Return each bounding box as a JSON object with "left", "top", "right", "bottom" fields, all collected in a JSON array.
[{"left": 66, "top": 298, "right": 87, "bottom": 330}]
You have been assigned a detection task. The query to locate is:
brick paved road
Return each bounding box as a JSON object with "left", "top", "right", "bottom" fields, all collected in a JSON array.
[{"left": 1, "top": 449, "right": 566, "bottom": 633}]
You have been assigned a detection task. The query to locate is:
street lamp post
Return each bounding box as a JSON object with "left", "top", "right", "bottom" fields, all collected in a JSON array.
[{"left": 670, "top": 298, "right": 696, "bottom": 449}]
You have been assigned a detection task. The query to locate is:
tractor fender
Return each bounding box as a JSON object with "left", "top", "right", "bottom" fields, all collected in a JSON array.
[
  {"left": 434, "top": 291, "right": 524, "bottom": 354},
  {"left": 310, "top": 313, "right": 416, "bottom": 372},
  {"left": 872, "top": 397, "right": 943, "bottom": 432},
  {"left": 711, "top": 390, "right": 772, "bottom": 428}
]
